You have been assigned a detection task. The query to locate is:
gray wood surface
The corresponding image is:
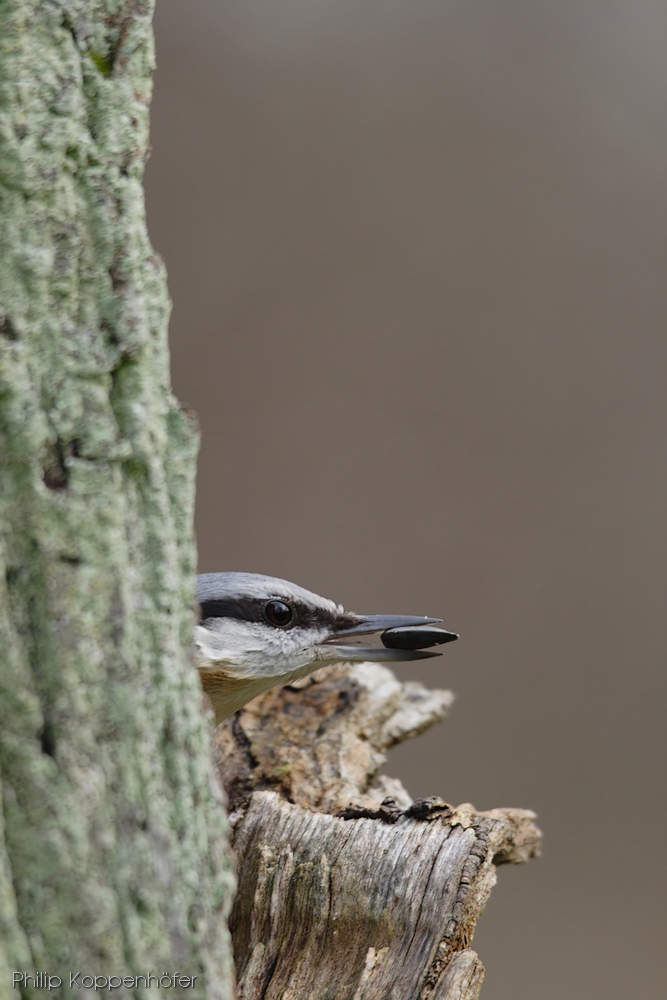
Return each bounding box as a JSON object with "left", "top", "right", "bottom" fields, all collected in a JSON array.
[{"left": 217, "top": 664, "right": 541, "bottom": 999}]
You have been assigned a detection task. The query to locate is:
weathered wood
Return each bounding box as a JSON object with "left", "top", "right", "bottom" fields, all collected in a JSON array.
[{"left": 216, "top": 664, "right": 541, "bottom": 999}]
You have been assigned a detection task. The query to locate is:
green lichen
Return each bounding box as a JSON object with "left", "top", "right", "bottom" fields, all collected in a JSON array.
[
  {"left": 0, "top": 3, "right": 234, "bottom": 997},
  {"left": 90, "top": 50, "right": 113, "bottom": 77}
]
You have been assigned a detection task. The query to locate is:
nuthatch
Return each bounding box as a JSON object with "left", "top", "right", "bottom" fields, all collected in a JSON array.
[{"left": 195, "top": 572, "right": 458, "bottom": 723}]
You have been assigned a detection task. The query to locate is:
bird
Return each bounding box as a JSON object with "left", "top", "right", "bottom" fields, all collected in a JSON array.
[{"left": 195, "top": 572, "right": 458, "bottom": 723}]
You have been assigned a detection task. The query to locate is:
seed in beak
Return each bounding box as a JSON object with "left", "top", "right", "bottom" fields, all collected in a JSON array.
[{"left": 381, "top": 626, "right": 459, "bottom": 650}]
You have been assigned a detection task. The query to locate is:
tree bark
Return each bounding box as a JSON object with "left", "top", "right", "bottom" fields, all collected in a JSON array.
[
  {"left": 0, "top": 3, "right": 234, "bottom": 996},
  {"left": 217, "top": 665, "right": 541, "bottom": 1000}
]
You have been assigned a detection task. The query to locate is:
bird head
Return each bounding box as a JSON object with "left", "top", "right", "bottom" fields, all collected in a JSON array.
[{"left": 195, "top": 572, "right": 457, "bottom": 722}]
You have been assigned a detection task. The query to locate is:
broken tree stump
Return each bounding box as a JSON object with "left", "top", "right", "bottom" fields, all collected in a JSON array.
[{"left": 214, "top": 663, "right": 541, "bottom": 1000}]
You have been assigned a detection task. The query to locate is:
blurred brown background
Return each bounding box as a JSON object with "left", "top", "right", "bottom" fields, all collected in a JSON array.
[{"left": 145, "top": 1, "right": 666, "bottom": 996}]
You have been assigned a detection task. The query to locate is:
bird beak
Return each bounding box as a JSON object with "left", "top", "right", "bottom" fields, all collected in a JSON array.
[
  {"left": 332, "top": 614, "right": 444, "bottom": 637},
  {"left": 319, "top": 613, "right": 452, "bottom": 663},
  {"left": 318, "top": 645, "right": 441, "bottom": 662}
]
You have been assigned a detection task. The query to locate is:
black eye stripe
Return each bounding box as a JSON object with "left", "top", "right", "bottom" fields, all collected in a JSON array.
[
  {"left": 198, "top": 598, "right": 262, "bottom": 622},
  {"left": 198, "top": 596, "right": 356, "bottom": 631}
]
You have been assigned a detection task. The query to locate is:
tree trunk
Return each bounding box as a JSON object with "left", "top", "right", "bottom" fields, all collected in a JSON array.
[
  {"left": 217, "top": 665, "right": 541, "bottom": 1000},
  {"left": 0, "top": 3, "right": 234, "bottom": 996}
]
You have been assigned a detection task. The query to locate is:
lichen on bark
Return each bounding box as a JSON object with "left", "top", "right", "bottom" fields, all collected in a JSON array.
[{"left": 0, "top": 2, "right": 234, "bottom": 996}]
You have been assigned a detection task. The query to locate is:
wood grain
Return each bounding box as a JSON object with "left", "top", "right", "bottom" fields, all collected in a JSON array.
[{"left": 214, "top": 663, "right": 540, "bottom": 999}]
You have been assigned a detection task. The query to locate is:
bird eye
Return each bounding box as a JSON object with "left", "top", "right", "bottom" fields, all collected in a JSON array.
[{"left": 264, "top": 599, "right": 293, "bottom": 628}]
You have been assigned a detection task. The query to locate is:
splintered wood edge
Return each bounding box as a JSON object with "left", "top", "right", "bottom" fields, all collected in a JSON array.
[
  {"left": 230, "top": 791, "right": 541, "bottom": 1000},
  {"left": 217, "top": 663, "right": 542, "bottom": 999},
  {"left": 214, "top": 662, "right": 456, "bottom": 816}
]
